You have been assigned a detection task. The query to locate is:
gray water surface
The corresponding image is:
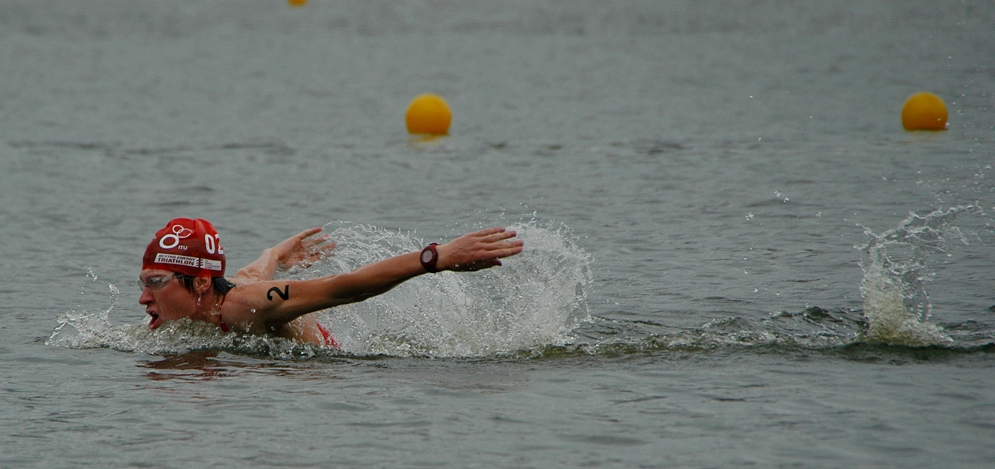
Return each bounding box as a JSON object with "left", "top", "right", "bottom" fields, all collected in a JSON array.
[{"left": 2, "top": 1, "right": 994, "bottom": 468}]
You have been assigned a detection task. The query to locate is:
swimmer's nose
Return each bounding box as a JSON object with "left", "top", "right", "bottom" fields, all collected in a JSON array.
[{"left": 139, "top": 288, "right": 155, "bottom": 305}]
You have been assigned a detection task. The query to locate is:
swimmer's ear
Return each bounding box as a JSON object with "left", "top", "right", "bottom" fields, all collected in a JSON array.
[{"left": 193, "top": 276, "right": 213, "bottom": 295}]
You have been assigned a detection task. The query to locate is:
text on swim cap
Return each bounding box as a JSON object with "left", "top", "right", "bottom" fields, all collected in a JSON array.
[{"left": 153, "top": 253, "right": 223, "bottom": 272}]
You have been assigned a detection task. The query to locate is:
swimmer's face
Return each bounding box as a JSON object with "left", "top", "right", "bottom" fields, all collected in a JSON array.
[{"left": 138, "top": 269, "right": 194, "bottom": 329}]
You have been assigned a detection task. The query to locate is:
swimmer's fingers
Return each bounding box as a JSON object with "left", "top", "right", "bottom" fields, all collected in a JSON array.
[
  {"left": 302, "top": 228, "right": 337, "bottom": 248},
  {"left": 437, "top": 227, "right": 524, "bottom": 272},
  {"left": 297, "top": 226, "right": 324, "bottom": 240},
  {"left": 275, "top": 227, "right": 332, "bottom": 270}
]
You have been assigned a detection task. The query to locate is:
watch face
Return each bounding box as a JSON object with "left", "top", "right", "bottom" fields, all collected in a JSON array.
[{"left": 421, "top": 249, "right": 435, "bottom": 263}]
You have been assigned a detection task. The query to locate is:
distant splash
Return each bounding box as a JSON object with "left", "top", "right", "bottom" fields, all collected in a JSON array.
[
  {"left": 560, "top": 205, "right": 994, "bottom": 356},
  {"left": 857, "top": 206, "right": 980, "bottom": 347},
  {"left": 47, "top": 221, "right": 594, "bottom": 358}
]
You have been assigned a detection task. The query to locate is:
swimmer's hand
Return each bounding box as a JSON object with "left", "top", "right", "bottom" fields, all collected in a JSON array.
[
  {"left": 273, "top": 227, "right": 336, "bottom": 270},
  {"left": 233, "top": 227, "right": 336, "bottom": 284},
  {"left": 436, "top": 227, "right": 524, "bottom": 272}
]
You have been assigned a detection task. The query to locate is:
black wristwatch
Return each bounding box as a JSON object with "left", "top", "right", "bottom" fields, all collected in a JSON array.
[{"left": 420, "top": 243, "right": 439, "bottom": 273}]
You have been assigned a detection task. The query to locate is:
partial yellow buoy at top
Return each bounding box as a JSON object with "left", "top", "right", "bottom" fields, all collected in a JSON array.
[
  {"left": 405, "top": 93, "right": 452, "bottom": 135},
  {"left": 901, "top": 92, "right": 948, "bottom": 131},
  {"left": 288, "top": 0, "right": 307, "bottom": 7}
]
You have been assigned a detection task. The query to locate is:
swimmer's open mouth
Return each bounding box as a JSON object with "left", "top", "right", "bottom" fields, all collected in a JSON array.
[{"left": 148, "top": 313, "right": 160, "bottom": 330}]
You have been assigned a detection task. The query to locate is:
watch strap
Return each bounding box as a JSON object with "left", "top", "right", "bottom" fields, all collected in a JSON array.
[{"left": 420, "top": 243, "right": 440, "bottom": 273}]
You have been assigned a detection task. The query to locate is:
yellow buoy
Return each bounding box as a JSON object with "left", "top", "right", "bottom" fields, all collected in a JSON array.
[
  {"left": 901, "top": 92, "right": 948, "bottom": 131},
  {"left": 288, "top": 0, "right": 307, "bottom": 7},
  {"left": 405, "top": 93, "right": 452, "bottom": 135}
]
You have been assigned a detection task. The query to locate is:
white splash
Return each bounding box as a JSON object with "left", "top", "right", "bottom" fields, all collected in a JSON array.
[
  {"left": 315, "top": 221, "right": 593, "bottom": 357},
  {"left": 857, "top": 206, "right": 979, "bottom": 346}
]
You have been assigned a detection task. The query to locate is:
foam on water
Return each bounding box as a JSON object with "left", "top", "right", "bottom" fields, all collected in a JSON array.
[
  {"left": 47, "top": 281, "right": 327, "bottom": 358},
  {"left": 569, "top": 306, "right": 868, "bottom": 356},
  {"left": 47, "top": 221, "right": 593, "bottom": 358}
]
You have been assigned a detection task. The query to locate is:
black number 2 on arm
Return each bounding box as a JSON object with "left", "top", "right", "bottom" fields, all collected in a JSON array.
[{"left": 267, "top": 285, "right": 290, "bottom": 301}]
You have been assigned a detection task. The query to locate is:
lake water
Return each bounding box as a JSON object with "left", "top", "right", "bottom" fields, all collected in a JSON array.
[{"left": 2, "top": 1, "right": 994, "bottom": 467}]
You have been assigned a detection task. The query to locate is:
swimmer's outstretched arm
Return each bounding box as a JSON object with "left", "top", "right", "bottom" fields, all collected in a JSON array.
[
  {"left": 225, "top": 227, "right": 523, "bottom": 332},
  {"left": 232, "top": 227, "right": 335, "bottom": 284}
]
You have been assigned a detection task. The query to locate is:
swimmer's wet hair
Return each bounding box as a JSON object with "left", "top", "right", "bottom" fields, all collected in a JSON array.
[{"left": 174, "top": 273, "right": 236, "bottom": 296}]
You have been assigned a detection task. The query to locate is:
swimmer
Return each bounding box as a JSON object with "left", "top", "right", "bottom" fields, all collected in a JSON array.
[{"left": 139, "top": 218, "right": 524, "bottom": 347}]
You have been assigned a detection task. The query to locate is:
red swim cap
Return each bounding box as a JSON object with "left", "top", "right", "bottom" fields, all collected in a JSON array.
[{"left": 142, "top": 218, "right": 226, "bottom": 277}]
